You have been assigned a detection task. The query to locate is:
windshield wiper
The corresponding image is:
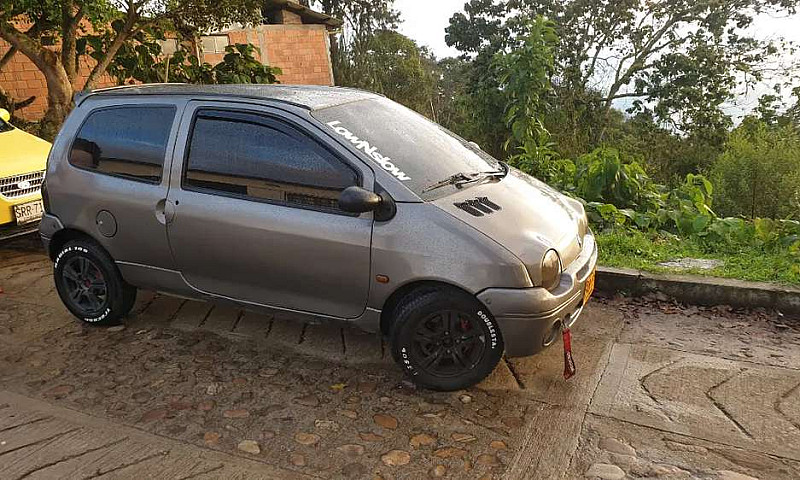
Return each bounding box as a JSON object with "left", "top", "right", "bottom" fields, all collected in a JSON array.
[
  {"left": 422, "top": 172, "right": 480, "bottom": 193},
  {"left": 422, "top": 162, "right": 509, "bottom": 194}
]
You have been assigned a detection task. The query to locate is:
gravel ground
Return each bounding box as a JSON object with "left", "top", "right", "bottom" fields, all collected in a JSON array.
[{"left": 1, "top": 234, "right": 799, "bottom": 479}]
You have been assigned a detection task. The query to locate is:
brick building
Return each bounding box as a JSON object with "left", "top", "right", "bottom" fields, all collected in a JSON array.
[{"left": 0, "top": 0, "right": 340, "bottom": 121}]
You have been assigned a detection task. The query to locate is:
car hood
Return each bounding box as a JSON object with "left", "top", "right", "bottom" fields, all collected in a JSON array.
[
  {"left": 0, "top": 128, "right": 51, "bottom": 178},
  {"left": 432, "top": 168, "right": 585, "bottom": 286}
]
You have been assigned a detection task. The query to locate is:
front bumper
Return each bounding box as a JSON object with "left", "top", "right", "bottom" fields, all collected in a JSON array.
[{"left": 477, "top": 232, "right": 598, "bottom": 357}]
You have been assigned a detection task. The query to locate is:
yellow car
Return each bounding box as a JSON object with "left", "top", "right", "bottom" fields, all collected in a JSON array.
[{"left": 0, "top": 108, "right": 51, "bottom": 239}]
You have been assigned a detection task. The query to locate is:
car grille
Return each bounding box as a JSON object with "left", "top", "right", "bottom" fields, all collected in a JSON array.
[{"left": 0, "top": 170, "right": 45, "bottom": 199}]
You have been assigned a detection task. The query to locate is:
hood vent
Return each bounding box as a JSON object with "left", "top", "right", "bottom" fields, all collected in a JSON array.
[{"left": 454, "top": 197, "right": 502, "bottom": 217}]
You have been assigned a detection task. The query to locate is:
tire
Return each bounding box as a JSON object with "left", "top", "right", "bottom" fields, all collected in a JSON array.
[
  {"left": 53, "top": 239, "right": 137, "bottom": 326},
  {"left": 389, "top": 287, "right": 504, "bottom": 391}
]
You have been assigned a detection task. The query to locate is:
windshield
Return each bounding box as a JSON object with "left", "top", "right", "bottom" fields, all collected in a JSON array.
[{"left": 312, "top": 97, "right": 501, "bottom": 200}]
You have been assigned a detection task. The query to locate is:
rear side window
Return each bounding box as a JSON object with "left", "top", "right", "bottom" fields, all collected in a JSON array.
[
  {"left": 69, "top": 106, "right": 176, "bottom": 183},
  {"left": 184, "top": 109, "right": 358, "bottom": 212}
]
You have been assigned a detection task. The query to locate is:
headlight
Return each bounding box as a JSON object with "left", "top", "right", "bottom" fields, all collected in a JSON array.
[{"left": 541, "top": 249, "right": 562, "bottom": 291}]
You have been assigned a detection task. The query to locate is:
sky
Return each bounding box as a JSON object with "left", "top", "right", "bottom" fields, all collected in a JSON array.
[{"left": 394, "top": 0, "right": 800, "bottom": 118}]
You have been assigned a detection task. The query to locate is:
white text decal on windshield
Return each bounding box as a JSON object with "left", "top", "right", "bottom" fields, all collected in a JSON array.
[{"left": 326, "top": 121, "right": 411, "bottom": 181}]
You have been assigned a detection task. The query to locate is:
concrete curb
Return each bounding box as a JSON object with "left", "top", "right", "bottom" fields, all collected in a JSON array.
[{"left": 596, "top": 266, "right": 800, "bottom": 314}]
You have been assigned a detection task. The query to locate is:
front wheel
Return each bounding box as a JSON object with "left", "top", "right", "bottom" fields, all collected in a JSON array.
[
  {"left": 389, "top": 288, "right": 504, "bottom": 391},
  {"left": 53, "top": 239, "right": 136, "bottom": 326}
]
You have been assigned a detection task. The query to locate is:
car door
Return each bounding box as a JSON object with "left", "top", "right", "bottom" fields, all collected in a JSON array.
[{"left": 165, "top": 102, "right": 374, "bottom": 319}]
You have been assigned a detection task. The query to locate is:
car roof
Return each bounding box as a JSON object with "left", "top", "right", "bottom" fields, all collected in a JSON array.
[{"left": 79, "top": 84, "right": 381, "bottom": 111}]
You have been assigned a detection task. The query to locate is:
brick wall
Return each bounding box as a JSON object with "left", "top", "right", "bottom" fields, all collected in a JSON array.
[
  {"left": 0, "top": 42, "right": 116, "bottom": 120},
  {"left": 1, "top": 23, "right": 334, "bottom": 121},
  {"left": 219, "top": 24, "right": 334, "bottom": 86}
]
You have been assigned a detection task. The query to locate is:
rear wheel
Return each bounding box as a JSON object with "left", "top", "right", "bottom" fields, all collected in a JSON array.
[
  {"left": 389, "top": 288, "right": 503, "bottom": 391},
  {"left": 54, "top": 239, "right": 136, "bottom": 326}
]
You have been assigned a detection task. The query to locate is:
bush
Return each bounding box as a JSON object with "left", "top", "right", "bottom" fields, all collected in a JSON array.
[
  {"left": 572, "top": 147, "right": 663, "bottom": 211},
  {"left": 565, "top": 147, "right": 800, "bottom": 264},
  {"left": 712, "top": 119, "right": 800, "bottom": 220},
  {"left": 108, "top": 40, "right": 281, "bottom": 86}
]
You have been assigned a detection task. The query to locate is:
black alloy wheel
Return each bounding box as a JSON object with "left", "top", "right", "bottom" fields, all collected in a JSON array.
[
  {"left": 411, "top": 310, "right": 487, "bottom": 378},
  {"left": 61, "top": 256, "right": 108, "bottom": 315}
]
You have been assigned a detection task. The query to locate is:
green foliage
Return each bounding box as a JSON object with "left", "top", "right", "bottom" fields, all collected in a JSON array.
[
  {"left": 444, "top": 0, "right": 798, "bottom": 177},
  {"left": 336, "top": 30, "right": 437, "bottom": 115},
  {"left": 212, "top": 44, "right": 282, "bottom": 84},
  {"left": 712, "top": 119, "right": 800, "bottom": 220},
  {"left": 596, "top": 230, "right": 800, "bottom": 286},
  {"left": 309, "top": 0, "right": 400, "bottom": 85},
  {"left": 569, "top": 146, "right": 800, "bottom": 266},
  {"left": 444, "top": 50, "right": 510, "bottom": 159},
  {"left": 495, "top": 16, "right": 560, "bottom": 180},
  {"left": 572, "top": 148, "right": 659, "bottom": 210},
  {"left": 0, "top": 0, "right": 263, "bottom": 134},
  {"left": 108, "top": 42, "right": 281, "bottom": 85}
]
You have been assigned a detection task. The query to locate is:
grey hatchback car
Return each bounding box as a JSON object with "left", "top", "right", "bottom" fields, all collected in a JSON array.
[{"left": 40, "top": 84, "right": 597, "bottom": 391}]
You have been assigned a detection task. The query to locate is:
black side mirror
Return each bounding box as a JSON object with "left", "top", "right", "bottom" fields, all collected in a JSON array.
[{"left": 339, "top": 186, "right": 383, "bottom": 213}]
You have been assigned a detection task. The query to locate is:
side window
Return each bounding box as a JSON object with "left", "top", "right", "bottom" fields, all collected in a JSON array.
[
  {"left": 69, "top": 106, "right": 176, "bottom": 183},
  {"left": 184, "top": 110, "right": 359, "bottom": 212}
]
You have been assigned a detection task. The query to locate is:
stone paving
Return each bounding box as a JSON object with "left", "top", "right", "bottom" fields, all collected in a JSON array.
[{"left": 1, "top": 236, "right": 799, "bottom": 479}]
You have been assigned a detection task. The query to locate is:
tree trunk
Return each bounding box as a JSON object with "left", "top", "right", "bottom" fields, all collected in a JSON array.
[{"left": 40, "top": 53, "right": 73, "bottom": 140}]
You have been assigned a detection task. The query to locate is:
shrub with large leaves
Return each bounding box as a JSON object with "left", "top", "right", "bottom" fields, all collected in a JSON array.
[
  {"left": 572, "top": 147, "right": 800, "bottom": 258},
  {"left": 573, "top": 147, "right": 663, "bottom": 210},
  {"left": 107, "top": 40, "right": 281, "bottom": 85}
]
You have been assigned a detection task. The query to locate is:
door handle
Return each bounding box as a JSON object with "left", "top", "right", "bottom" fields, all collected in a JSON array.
[{"left": 155, "top": 199, "right": 176, "bottom": 225}]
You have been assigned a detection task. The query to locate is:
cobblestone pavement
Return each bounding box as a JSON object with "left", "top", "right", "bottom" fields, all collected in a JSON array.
[{"left": 1, "top": 236, "right": 799, "bottom": 479}]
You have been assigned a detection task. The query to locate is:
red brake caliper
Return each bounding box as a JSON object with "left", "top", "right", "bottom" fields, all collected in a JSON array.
[{"left": 562, "top": 327, "right": 576, "bottom": 380}]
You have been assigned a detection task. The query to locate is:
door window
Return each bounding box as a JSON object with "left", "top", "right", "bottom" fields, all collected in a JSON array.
[
  {"left": 183, "top": 110, "right": 359, "bottom": 213},
  {"left": 69, "top": 106, "right": 176, "bottom": 183}
]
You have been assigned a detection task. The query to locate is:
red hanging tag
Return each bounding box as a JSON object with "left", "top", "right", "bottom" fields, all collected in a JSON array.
[{"left": 562, "top": 327, "right": 576, "bottom": 380}]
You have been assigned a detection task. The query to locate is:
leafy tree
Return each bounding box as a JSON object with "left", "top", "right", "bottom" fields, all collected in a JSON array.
[
  {"left": 712, "top": 119, "right": 800, "bottom": 220},
  {"left": 445, "top": 49, "right": 509, "bottom": 159},
  {"left": 784, "top": 86, "right": 800, "bottom": 131},
  {"left": 495, "top": 16, "right": 560, "bottom": 180},
  {"left": 308, "top": 0, "right": 399, "bottom": 85},
  {"left": 446, "top": 0, "right": 798, "bottom": 154},
  {"left": 336, "top": 30, "right": 436, "bottom": 115},
  {"left": 0, "top": 0, "right": 261, "bottom": 137},
  {"left": 428, "top": 57, "right": 471, "bottom": 128}
]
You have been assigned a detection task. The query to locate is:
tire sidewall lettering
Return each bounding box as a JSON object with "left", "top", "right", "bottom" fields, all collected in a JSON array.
[
  {"left": 400, "top": 347, "right": 418, "bottom": 376},
  {"left": 84, "top": 307, "right": 112, "bottom": 323},
  {"left": 476, "top": 310, "right": 499, "bottom": 349},
  {"left": 54, "top": 245, "right": 89, "bottom": 270}
]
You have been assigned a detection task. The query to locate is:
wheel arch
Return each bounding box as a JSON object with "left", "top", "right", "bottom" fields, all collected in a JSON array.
[
  {"left": 379, "top": 280, "right": 486, "bottom": 336},
  {"left": 48, "top": 227, "right": 99, "bottom": 261}
]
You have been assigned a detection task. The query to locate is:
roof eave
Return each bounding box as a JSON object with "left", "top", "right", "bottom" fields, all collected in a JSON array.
[{"left": 264, "top": 0, "right": 343, "bottom": 29}]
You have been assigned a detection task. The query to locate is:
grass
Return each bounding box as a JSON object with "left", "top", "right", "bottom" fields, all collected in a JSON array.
[{"left": 596, "top": 230, "right": 800, "bottom": 287}]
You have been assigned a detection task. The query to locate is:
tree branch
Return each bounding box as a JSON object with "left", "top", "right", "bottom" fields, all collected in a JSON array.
[
  {"left": 601, "top": 91, "right": 654, "bottom": 102},
  {"left": 0, "top": 46, "right": 17, "bottom": 72},
  {"left": 84, "top": 3, "right": 139, "bottom": 90},
  {"left": 62, "top": 1, "right": 85, "bottom": 82},
  {"left": 0, "top": 21, "right": 55, "bottom": 73}
]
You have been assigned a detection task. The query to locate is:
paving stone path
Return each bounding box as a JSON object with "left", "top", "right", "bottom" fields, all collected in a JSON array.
[
  {"left": 1, "top": 236, "right": 799, "bottom": 479},
  {"left": 0, "top": 390, "right": 305, "bottom": 479}
]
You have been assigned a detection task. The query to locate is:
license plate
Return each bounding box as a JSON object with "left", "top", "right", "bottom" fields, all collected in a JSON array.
[
  {"left": 584, "top": 268, "right": 596, "bottom": 304},
  {"left": 13, "top": 200, "right": 43, "bottom": 225}
]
